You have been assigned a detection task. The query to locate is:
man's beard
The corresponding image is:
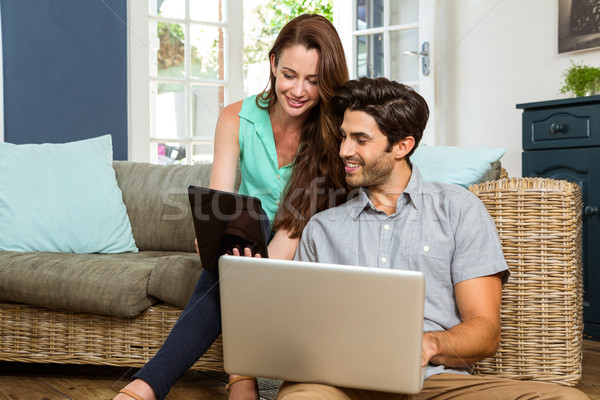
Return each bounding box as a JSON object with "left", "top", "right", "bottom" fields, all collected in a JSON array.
[{"left": 344, "top": 155, "right": 394, "bottom": 188}]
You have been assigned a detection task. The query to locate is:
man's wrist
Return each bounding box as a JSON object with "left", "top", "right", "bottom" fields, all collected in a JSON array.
[{"left": 423, "top": 332, "right": 442, "bottom": 364}]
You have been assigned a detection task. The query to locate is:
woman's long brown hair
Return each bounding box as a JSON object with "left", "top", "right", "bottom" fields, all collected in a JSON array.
[{"left": 256, "top": 14, "right": 350, "bottom": 238}]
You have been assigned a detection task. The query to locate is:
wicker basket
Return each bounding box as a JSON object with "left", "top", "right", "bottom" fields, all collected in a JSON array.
[
  {"left": 469, "top": 177, "right": 583, "bottom": 386},
  {"left": 0, "top": 302, "right": 224, "bottom": 371}
]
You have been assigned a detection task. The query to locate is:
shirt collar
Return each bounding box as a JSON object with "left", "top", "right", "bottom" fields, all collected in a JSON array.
[
  {"left": 347, "top": 165, "right": 424, "bottom": 219},
  {"left": 238, "top": 95, "right": 272, "bottom": 141}
]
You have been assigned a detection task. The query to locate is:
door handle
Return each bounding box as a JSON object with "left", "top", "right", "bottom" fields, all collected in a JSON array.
[{"left": 403, "top": 41, "right": 430, "bottom": 76}]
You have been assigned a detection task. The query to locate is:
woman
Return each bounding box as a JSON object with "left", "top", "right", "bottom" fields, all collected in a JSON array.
[{"left": 115, "top": 14, "right": 349, "bottom": 400}]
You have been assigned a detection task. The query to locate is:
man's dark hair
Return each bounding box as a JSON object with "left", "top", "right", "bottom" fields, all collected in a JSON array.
[{"left": 330, "top": 77, "right": 429, "bottom": 158}]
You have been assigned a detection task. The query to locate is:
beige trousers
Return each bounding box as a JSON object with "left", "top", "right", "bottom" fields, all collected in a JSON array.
[{"left": 276, "top": 373, "right": 589, "bottom": 400}]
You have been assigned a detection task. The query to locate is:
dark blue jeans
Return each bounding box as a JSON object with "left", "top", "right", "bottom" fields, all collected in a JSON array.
[
  {"left": 133, "top": 268, "right": 222, "bottom": 400},
  {"left": 133, "top": 209, "right": 271, "bottom": 399}
]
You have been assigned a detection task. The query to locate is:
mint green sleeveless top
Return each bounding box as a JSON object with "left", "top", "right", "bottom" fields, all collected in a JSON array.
[{"left": 238, "top": 95, "right": 293, "bottom": 224}]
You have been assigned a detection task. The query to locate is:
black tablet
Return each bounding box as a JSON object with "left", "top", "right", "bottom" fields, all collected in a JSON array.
[{"left": 188, "top": 185, "right": 270, "bottom": 270}]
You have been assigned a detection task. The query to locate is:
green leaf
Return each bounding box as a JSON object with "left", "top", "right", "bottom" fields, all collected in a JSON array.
[
  {"left": 560, "top": 60, "right": 600, "bottom": 97},
  {"left": 244, "top": 0, "right": 333, "bottom": 69}
]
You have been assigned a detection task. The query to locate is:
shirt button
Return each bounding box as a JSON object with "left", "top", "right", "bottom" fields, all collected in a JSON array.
[
  {"left": 423, "top": 246, "right": 430, "bottom": 252},
  {"left": 276, "top": 200, "right": 280, "bottom": 205},
  {"left": 381, "top": 257, "right": 388, "bottom": 263},
  {"left": 384, "top": 224, "right": 390, "bottom": 230},
  {"left": 277, "top": 174, "right": 280, "bottom": 179}
]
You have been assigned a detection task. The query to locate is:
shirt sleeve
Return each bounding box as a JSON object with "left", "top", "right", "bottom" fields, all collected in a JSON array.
[
  {"left": 450, "top": 191, "right": 509, "bottom": 285},
  {"left": 294, "top": 219, "right": 319, "bottom": 262}
]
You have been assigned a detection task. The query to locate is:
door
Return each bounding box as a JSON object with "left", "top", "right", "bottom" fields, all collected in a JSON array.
[{"left": 334, "top": 0, "right": 436, "bottom": 143}]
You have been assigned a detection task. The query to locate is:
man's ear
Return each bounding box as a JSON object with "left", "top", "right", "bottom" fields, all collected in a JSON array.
[{"left": 394, "top": 137, "right": 415, "bottom": 159}]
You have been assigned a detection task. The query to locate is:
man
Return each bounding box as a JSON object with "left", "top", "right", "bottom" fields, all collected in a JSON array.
[{"left": 277, "top": 77, "right": 589, "bottom": 400}]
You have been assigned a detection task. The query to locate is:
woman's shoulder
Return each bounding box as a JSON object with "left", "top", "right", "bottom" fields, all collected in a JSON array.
[
  {"left": 220, "top": 100, "right": 244, "bottom": 122},
  {"left": 214, "top": 101, "right": 244, "bottom": 144},
  {"left": 220, "top": 95, "right": 265, "bottom": 122}
]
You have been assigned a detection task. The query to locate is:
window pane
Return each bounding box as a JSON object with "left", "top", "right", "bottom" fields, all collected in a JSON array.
[
  {"left": 190, "top": 25, "right": 224, "bottom": 80},
  {"left": 390, "top": 29, "right": 419, "bottom": 83},
  {"left": 156, "top": 142, "right": 186, "bottom": 165},
  {"left": 191, "top": 85, "right": 223, "bottom": 140},
  {"left": 191, "top": 143, "right": 215, "bottom": 164},
  {"left": 153, "top": 83, "right": 186, "bottom": 139},
  {"left": 356, "top": 0, "right": 383, "bottom": 30},
  {"left": 155, "top": 0, "right": 185, "bottom": 19},
  {"left": 356, "top": 33, "right": 384, "bottom": 78},
  {"left": 154, "top": 23, "right": 185, "bottom": 79},
  {"left": 390, "top": 0, "right": 418, "bottom": 26},
  {"left": 190, "top": 0, "right": 222, "bottom": 22}
]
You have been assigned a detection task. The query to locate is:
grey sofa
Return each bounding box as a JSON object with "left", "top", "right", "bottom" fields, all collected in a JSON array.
[{"left": 0, "top": 161, "right": 225, "bottom": 370}]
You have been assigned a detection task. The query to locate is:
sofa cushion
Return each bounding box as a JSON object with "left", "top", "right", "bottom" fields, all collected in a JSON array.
[
  {"left": 148, "top": 255, "right": 203, "bottom": 307},
  {"left": 113, "top": 161, "right": 212, "bottom": 252},
  {"left": 412, "top": 145, "right": 506, "bottom": 188},
  {"left": 0, "top": 135, "right": 137, "bottom": 253},
  {"left": 0, "top": 251, "right": 197, "bottom": 317}
]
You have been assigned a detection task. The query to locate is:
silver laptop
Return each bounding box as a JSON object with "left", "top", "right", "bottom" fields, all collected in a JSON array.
[{"left": 218, "top": 255, "right": 426, "bottom": 394}]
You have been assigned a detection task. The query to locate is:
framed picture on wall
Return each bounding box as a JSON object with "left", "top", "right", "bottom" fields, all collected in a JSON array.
[{"left": 559, "top": 0, "right": 600, "bottom": 53}]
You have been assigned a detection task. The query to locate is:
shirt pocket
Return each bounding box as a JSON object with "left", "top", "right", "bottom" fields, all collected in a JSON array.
[{"left": 394, "top": 240, "right": 453, "bottom": 282}]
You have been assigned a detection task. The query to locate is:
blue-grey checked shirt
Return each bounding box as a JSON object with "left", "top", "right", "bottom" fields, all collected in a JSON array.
[{"left": 294, "top": 166, "right": 509, "bottom": 379}]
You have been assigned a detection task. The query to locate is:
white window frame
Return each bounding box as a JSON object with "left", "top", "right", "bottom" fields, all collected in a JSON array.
[{"left": 127, "top": 0, "right": 243, "bottom": 162}]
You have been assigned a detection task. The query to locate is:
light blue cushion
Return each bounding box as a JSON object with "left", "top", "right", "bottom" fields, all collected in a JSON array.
[
  {"left": 412, "top": 145, "right": 506, "bottom": 188},
  {"left": 0, "top": 135, "right": 138, "bottom": 253}
]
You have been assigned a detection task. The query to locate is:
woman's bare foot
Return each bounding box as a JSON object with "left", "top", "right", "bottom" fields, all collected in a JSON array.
[
  {"left": 227, "top": 375, "right": 259, "bottom": 400},
  {"left": 113, "top": 379, "right": 157, "bottom": 400}
]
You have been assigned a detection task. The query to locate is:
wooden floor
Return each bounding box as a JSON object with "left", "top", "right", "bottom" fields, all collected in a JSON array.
[{"left": 0, "top": 339, "right": 599, "bottom": 399}]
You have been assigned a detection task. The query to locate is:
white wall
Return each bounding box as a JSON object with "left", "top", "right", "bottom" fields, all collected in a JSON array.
[{"left": 435, "top": 0, "right": 600, "bottom": 177}]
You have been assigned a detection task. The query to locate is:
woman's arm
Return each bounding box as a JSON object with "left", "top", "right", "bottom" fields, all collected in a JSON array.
[
  {"left": 210, "top": 101, "right": 300, "bottom": 261},
  {"left": 267, "top": 229, "right": 300, "bottom": 260},
  {"left": 209, "top": 101, "right": 243, "bottom": 192}
]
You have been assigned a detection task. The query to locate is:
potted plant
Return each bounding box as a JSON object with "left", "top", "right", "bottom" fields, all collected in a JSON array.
[{"left": 560, "top": 60, "right": 600, "bottom": 97}]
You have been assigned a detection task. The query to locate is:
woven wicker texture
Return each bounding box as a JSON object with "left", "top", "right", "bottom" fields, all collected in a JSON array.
[
  {"left": 469, "top": 177, "right": 583, "bottom": 386},
  {"left": 0, "top": 302, "right": 224, "bottom": 371}
]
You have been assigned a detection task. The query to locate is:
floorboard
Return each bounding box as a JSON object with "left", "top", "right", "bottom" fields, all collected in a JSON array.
[
  {"left": 0, "top": 339, "right": 598, "bottom": 399},
  {"left": 0, "top": 375, "right": 69, "bottom": 400}
]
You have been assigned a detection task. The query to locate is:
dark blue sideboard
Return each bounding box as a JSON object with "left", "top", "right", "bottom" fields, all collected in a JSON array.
[{"left": 518, "top": 95, "right": 600, "bottom": 340}]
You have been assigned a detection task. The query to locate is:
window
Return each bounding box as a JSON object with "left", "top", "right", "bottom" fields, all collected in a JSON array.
[{"left": 128, "top": 0, "right": 243, "bottom": 163}]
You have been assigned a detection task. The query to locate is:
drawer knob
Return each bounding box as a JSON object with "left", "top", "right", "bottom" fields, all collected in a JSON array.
[
  {"left": 584, "top": 206, "right": 598, "bottom": 216},
  {"left": 550, "top": 122, "right": 563, "bottom": 133}
]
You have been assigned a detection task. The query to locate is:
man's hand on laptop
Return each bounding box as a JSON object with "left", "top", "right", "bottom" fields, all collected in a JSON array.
[{"left": 421, "top": 332, "right": 440, "bottom": 367}]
